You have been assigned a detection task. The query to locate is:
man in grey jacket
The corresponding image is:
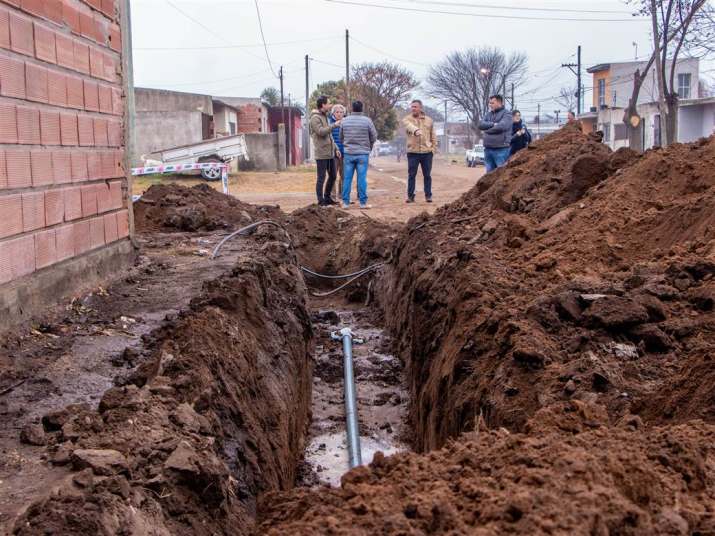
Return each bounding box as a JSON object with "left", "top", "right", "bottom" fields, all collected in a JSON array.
[
  {"left": 340, "top": 100, "right": 377, "bottom": 209},
  {"left": 478, "top": 95, "right": 512, "bottom": 172}
]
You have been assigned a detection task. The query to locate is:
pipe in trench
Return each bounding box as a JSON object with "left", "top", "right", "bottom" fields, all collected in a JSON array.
[{"left": 332, "top": 327, "right": 362, "bottom": 469}]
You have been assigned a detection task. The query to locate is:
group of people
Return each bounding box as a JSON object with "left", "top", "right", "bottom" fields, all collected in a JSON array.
[
  {"left": 477, "top": 94, "right": 532, "bottom": 172},
  {"left": 309, "top": 96, "right": 437, "bottom": 208}
]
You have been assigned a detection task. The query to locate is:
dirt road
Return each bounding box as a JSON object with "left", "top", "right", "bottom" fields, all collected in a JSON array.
[{"left": 133, "top": 156, "right": 483, "bottom": 223}]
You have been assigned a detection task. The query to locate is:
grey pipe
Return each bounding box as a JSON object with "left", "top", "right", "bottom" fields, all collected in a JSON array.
[{"left": 332, "top": 327, "right": 362, "bottom": 469}]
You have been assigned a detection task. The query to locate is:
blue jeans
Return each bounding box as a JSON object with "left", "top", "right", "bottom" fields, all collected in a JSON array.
[
  {"left": 343, "top": 153, "right": 369, "bottom": 205},
  {"left": 407, "top": 152, "right": 432, "bottom": 200},
  {"left": 484, "top": 147, "right": 510, "bottom": 172}
]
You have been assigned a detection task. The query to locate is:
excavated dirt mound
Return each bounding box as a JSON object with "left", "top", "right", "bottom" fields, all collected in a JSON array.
[
  {"left": 12, "top": 236, "right": 313, "bottom": 535},
  {"left": 134, "top": 183, "right": 283, "bottom": 232},
  {"left": 259, "top": 407, "right": 715, "bottom": 535}
]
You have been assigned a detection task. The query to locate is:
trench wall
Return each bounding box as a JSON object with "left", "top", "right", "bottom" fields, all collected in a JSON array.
[{"left": 0, "top": 0, "right": 131, "bottom": 328}]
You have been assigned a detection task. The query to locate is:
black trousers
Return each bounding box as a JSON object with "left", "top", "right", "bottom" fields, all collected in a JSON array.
[
  {"left": 407, "top": 152, "right": 433, "bottom": 200},
  {"left": 316, "top": 158, "right": 337, "bottom": 204}
]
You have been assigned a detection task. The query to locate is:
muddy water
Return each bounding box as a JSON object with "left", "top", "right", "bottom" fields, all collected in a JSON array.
[{"left": 301, "top": 309, "right": 409, "bottom": 487}]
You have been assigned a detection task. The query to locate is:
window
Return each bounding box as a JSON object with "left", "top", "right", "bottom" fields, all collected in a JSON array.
[
  {"left": 229, "top": 122, "right": 236, "bottom": 135},
  {"left": 614, "top": 123, "right": 627, "bottom": 141},
  {"left": 601, "top": 122, "right": 611, "bottom": 143},
  {"left": 677, "top": 73, "right": 691, "bottom": 99},
  {"left": 598, "top": 79, "right": 606, "bottom": 107}
]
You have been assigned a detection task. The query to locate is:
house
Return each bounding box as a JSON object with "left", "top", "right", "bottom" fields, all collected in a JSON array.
[
  {"left": 578, "top": 58, "right": 710, "bottom": 150},
  {"left": 435, "top": 122, "right": 472, "bottom": 153},
  {"left": 269, "top": 107, "right": 304, "bottom": 166},
  {"left": 212, "top": 97, "right": 270, "bottom": 134}
]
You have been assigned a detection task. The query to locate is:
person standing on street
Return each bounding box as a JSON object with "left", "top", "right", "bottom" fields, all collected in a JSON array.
[
  {"left": 567, "top": 110, "right": 577, "bottom": 123},
  {"left": 340, "top": 100, "right": 377, "bottom": 210},
  {"left": 330, "top": 104, "right": 346, "bottom": 200},
  {"left": 402, "top": 99, "right": 436, "bottom": 203},
  {"left": 478, "top": 95, "right": 512, "bottom": 172},
  {"left": 309, "top": 95, "right": 340, "bottom": 206},
  {"left": 509, "top": 110, "right": 531, "bottom": 157}
]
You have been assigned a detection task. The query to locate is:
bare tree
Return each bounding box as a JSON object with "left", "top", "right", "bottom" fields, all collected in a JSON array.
[
  {"left": 624, "top": 0, "right": 709, "bottom": 148},
  {"left": 554, "top": 87, "right": 578, "bottom": 114},
  {"left": 426, "top": 47, "right": 528, "bottom": 137}
]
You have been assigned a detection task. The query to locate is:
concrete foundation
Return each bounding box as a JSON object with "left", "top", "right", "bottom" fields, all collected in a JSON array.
[
  {"left": 0, "top": 240, "right": 136, "bottom": 334},
  {"left": 238, "top": 132, "right": 281, "bottom": 171}
]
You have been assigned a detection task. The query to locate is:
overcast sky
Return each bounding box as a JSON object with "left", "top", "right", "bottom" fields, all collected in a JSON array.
[{"left": 130, "top": 0, "right": 711, "bottom": 117}]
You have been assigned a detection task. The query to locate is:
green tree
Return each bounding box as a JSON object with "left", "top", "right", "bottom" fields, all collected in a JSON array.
[{"left": 260, "top": 87, "right": 280, "bottom": 106}]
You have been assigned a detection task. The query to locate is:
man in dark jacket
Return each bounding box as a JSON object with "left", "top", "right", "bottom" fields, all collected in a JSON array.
[
  {"left": 510, "top": 110, "right": 531, "bottom": 156},
  {"left": 309, "top": 95, "right": 341, "bottom": 206},
  {"left": 478, "top": 95, "right": 512, "bottom": 172}
]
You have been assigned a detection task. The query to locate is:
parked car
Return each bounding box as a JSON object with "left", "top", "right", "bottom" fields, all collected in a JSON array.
[
  {"left": 377, "top": 145, "right": 394, "bottom": 156},
  {"left": 465, "top": 144, "right": 485, "bottom": 167}
]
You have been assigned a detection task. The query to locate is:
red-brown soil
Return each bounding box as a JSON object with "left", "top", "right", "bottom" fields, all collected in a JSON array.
[{"left": 11, "top": 232, "right": 313, "bottom": 535}]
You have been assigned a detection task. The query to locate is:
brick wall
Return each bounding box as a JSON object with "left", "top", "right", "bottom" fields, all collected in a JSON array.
[
  {"left": 0, "top": 0, "right": 129, "bottom": 287},
  {"left": 237, "top": 103, "right": 263, "bottom": 133}
]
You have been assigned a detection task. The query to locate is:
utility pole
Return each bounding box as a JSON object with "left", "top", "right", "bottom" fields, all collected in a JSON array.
[
  {"left": 279, "top": 66, "right": 287, "bottom": 165},
  {"left": 288, "top": 93, "right": 292, "bottom": 166},
  {"left": 561, "top": 46, "right": 582, "bottom": 115},
  {"left": 554, "top": 109, "right": 561, "bottom": 124},
  {"left": 345, "top": 29, "right": 350, "bottom": 108},
  {"left": 443, "top": 101, "right": 448, "bottom": 153},
  {"left": 304, "top": 54, "right": 310, "bottom": 161},
  {"left": 537, "top": 103, "right": 541, "bottom": 138},
  {"left": 471, "top": 71, "right": 477, "bottom": 141},
  {"left": 511, "top": 82, "right": 515, "bottom": 110}
]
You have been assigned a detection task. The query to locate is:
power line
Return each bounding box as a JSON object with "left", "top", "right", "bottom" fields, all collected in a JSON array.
[
  {"left": 310, "top": 57, "right": 345, "bottom": 69},
  {"left": 381, "top": 0, "right": 635, "bottom": 15},
  {"left": 134, "top": 36, "right": 340, "bottom": 51},
  {"left": 324, "top": 0, "right": 644, "bottom": 22},
  {"left": 254, "top": 0, "right": 279, "bottom": 78},
  {"left": 350, "top": 35, "right": 430, "bottom": 67}
]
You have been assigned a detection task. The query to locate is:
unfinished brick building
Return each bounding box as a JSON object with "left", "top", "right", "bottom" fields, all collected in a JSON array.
[{"left": 0, "top": 0, "right": 131, "bottom": 329}]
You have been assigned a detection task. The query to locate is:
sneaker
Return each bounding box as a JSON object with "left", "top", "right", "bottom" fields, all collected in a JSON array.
[
  {"left": 426, "top": 197, "right": 433, "bottom": 203},
  {"left": 341, "top": 202, "right": 350, "bottom": 209},
  {"left": 324, "top": 198, "right": 337, "bottom": 206},
  {"left": 406, "top": 198, "right": 415, "bottom": 204},
  {"left": 359, "top": 204, "right": 372, "bottom": 210}
]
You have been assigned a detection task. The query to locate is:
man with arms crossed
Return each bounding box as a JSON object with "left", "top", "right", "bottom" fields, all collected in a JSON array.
[
  {"left": 309, "top": 95, "right": 341, "bottom": 206},
  {"left": 402, "top": 99, "right": 436, "bottom": 203},
  {"left": 478, "top": 95, "right": 512, "bottom": 172}
]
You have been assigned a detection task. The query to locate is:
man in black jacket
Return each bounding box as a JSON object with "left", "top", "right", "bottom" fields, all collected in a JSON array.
[
  {"left": 478, "top": 95, "right": 512, "bottom": 172},
  {"left": 510, "top": 110, "right": 531, "bottom": 156}
]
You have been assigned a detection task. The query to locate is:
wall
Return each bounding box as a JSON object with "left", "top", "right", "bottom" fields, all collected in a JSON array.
[
  {"left": 135, "top": 86, "right": 212, "bottom": 115},
  {"left": 238, "top": 132, "right": 279, "bottom": 171},
  {"left": 237, "top": 102, "right": 263, "bottom": 133},
  {"left": 0, "top": 0, "right": 131, "bottom": 329},
  {"left": 134, "top": 110, "right": 202, "bottom": 160}
]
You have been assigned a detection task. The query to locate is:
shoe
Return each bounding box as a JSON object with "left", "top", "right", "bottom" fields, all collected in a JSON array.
[
  {"left": 359, "top": 204, "right": 372, "bottom": 210},
  {"left": 341, "top": 202, "right": 350, "bottom": 209},
  {"left": 406, "top": 198, "right": 415, "bottom": 204},
  {"left": 324, "top": 198, "right": 337, "bottom": 206},
  {"left": 426, "top": 197, "right": 433, "bottom": 203}
]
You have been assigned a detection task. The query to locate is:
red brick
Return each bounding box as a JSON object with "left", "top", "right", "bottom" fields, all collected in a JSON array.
[
  {"left": 52, "top": 151, "right": 71, "bottom": 184},
  {"left": 83, "top": 79, "right": 98, "bottom": 111},
  {"left": 107, "top": 119, "right": 120, "bottom": 147},
  {"left": 0, "top": 7, "right": 10, "bottom": 50},
  {"left": 89, "top": 45, "right": 102, "bottom": 77},
  {"left": 62, "top": 2, "right": 80, "bottom": 34},
  {"left": 116, "top": 208, "right": 128, "bottom": 238},
  {"left": 30, "top": 150, "right": 53, "bottom": 186},
  {"left": 45, "top": 0, "right": 63, "bottom": 24},
  {"left": 0, "top": 193, "right": 23, "bottom": 238},
  {"left": 9, "top": 12, "right": 33, "bottom": 56},
  {"left": 48, "top": 69, "right": 67, "bottom": 107},
  {"left": 86, "top": 0, "right": 102, "bottom": 11},
  {"left": 93, "top": 117, "right": 107, "bottom": 146},
  {"left": 0, "top": 103, "right": 17, "bottom": 144},
  {"left": 2, "top": 234, "right": 36, "bottom": 279},
  {"left": 44, "top": 188, "right": 64, "bottom": 225},
  {"left": 80, "top": 183, "right": 96, "bottom": 216},
  {"left": 114, "top": 149, "right": 123, "bottom": 176},
  {"left": 101, "top": 51, "right": 115, "bottom": 82},
  {"left": 102, "top": 0, "right": 117, "bottom": 19},
  {"left": 22, "top": 190, "right": 45, "bottom": 231},
  {"left": 79, "top": 11, "right": 94, "bottom": 41},
  {"left": 25, "top": 62, "right": 48, "bottom": 103},
  {"left": 55, "top": 31, "right": 74, "bottom": 68},
  {"left": 0, "top": 151, "right": 5, "bottom": 189},
  {"left": 108, "top": 179, "right": 121, "bottom": 209},
  {"left": 55, "top": 223, "right": 74, "bottom": 260},
  {"left": 100, "top": 150, "right": 114, "bottom": 178},
  {"left": 40, "top": 110, "right": 61, "bottom": 145},
  {"left": 20, "top": 0, "right": 44, "bottom": 17},
  {"left": 34, "top": 23, "right": 56, "bottom": 64},
  {"left": 98, "top": 83, "right": 111, "bottom": 113},
  {"left": 77, "top": 114, "right": 93, "bottom": 146},
  {"left": 96, "top": 181, "right": 110, "bottom": 212},
  {"left": 111, "top": 86, "right": 121, "bottom": 115},
  {"left": 73, "top": 39, "right": 89, "bottom": 74},
  {"left": 0, "top": 55, "right": 26, "bottom": 99},
  {"left": 59, "top": 113, "right": 78, "bottom": 146},
  {"left": 5, "top": 149, "right": 31, "bottom": 188},
  {"left": 70, "top": 151, "right": 87, "bottom": 181},
  {"left": 86, "top": 151, "right": 100, "bottom": 179},
  {"left": 108, "top": 23, "right": 119, "bottom": 52},
  {"left": 73, "top": 219, "right": 90, "bottom": 254},
  {"left": 34, "top": 228, "right": 57, "bottom": 269},
  {"left": 63, "top": 185, "right": 81, "bottom": 219},
  {"left": 103, "top": 211, "right": 117, "bottom": 242},
  {"left": 66, "top": 74, "right": 83, "bottom": 109},
  {"left": 17, "top": 106, "right": 41, "bottom": 145},
  {"left": 89, "top": 215, "right": 104, "bottom": 248}
]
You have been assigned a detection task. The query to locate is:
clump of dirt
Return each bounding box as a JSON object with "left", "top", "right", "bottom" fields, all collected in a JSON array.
[
  {"left": 12, "top": 236, "right": 313, "bottom": 535},
  {"left": 259, "top": 409, "right": 715, "bottom": 535},
  {"left": 376, "top": 126, "right": 715, "bottom": 451},
  {"left": 134, "top": 183, "right": 283, "bottom": 232}
]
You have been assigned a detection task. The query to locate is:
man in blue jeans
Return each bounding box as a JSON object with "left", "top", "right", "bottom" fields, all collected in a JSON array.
[
  {"left": 340, "top": 100, "right": 377, "bottom": 209},
  {"left": 478, "top": 95, "right": 512, "bottom": 172}
]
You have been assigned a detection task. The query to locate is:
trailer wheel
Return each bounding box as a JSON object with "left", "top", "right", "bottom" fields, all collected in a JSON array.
[{"left": 199, "top": 158, "right": 223, "bottom": 181}]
